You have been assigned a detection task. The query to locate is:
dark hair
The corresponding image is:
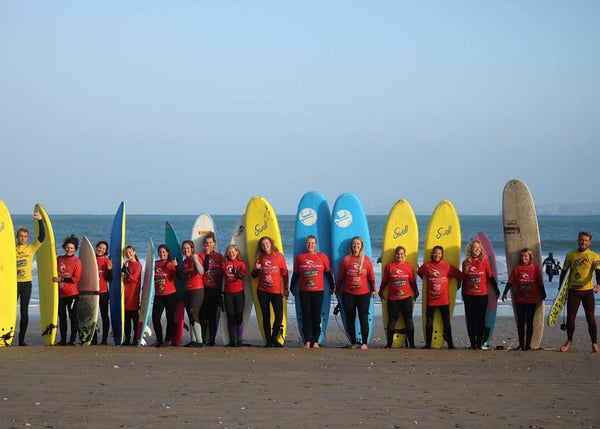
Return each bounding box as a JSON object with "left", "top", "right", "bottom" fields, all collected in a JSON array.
[
  {"left": 578, "top": 231, "right": 592, "bottom": 240},
  {"left": 182, "top": 240, "right": 195, "bottom": 252},
  {"left": 203, "top": 231, "right": 217, "bottom": 243},
  {"left": 157, "top": 244, "right": 171, "bottom": 259},
  {"left": 62, "top": 234, "right": 79, "bottom": 251},
  {"left": 96, "top": 241, "right": 109, "bottom": 252},
  {"left": 431, "top": 245, "right": 444, "bottom": 260}
]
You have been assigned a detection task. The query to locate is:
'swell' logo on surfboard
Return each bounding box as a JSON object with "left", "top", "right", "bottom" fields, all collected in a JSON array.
[
  {"left": 334, "top": 210, "right": 352, "bottom": 228},
  {"left": 254, "top": 219, "right": 268, "bottom": 236},
  {"left": 436, "top": 225, "right": 452, "bottom": 239},
  {"left": 299, "top": 208, "right": 317, "bottom": 226},
  {"left": 393, "top": 224, "right": 409, "bottom": 239}
]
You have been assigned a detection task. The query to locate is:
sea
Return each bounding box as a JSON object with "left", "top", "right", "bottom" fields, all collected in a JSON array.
[{"left": 11, "top": 213, "right": 600, "bottom": 318}]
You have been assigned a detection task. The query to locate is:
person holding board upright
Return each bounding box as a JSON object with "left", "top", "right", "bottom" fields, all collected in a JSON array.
[{"left": 559, "top": 231, "right": 600, "bottom": 353}]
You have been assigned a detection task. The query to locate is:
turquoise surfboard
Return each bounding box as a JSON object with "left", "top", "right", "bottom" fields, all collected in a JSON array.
[
  {"left": 136, "top": 238, "right": 155, "bottom": 346},
  {"left": 331, "top": 193, "right": 374, "bottom": 345},
  {"left": 165, "top": 222, "right": 185, "bottom": 346},
  {"left": 109, "top": 202, "right": 125, "bottom": 345},
  {"left": 293, "top": 191, "right": 332, "bottom": 345},
  {"left": 474, "top": 231, "right": 498, "bottom": 348}
]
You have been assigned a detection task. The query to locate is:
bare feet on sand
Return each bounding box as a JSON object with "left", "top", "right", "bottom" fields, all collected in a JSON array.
[
  {"left": 360, "top": 344, "right": 368, "bottom": 350},
  {"left": 592, "top": 343, "right": 599, "bottom": 354},
  {"left": 560, "top": 340, "right": 572, "bottom": 352}
]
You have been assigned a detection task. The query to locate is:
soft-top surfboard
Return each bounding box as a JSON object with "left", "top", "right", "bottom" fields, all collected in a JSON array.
[
  {"left": 0, "top": 200, "right": 17, "bottom": 347},
  {"left": 245, "top": 196, "right": 287, "bottom": 346},
  {"left": 77, "top": 236, "right": 99, "bottom": 345},
  {"left": 165, "top": 222, "right": 185, "bottom": 346},
  {"left": 474, "top": 231, "right": 498, "bottom": 347},
  {"left": 502, "top": 179, "right": 544, "bottom": 349},
  {"left": 331, "top": 193, "right": 374, "bottom": 345},
  {"left": 34, "top": 203, "right": 59, "bottom": 345},
  {"left": 136, "top": 238, "right": 155, "bottom": 346},
  {"left": 109, "top": 202, "right": 126, "bottom": 346},
  {"left": 220, "top": 215, "right": 254, "bottom": 345},
  {"left": 381, "top": 199, "right": 418, "bottom": 348},
  {"left": 422, "top": 200, "right": 461, "bottom": 349},
  {"left": 293, "top": 191, "right": 333, "bottom": 345},
  {"left": 548, "top": 269, "right": 570, "bottom": 327}
]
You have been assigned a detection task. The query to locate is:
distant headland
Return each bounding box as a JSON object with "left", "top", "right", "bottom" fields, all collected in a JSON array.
[{"left": 536, "top": 203, "right": 600, "bottom": 216}]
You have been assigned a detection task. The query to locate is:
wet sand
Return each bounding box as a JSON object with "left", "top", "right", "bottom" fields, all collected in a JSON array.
[{"left": 1, "top": 315, "right": 599, "bottom": 428}]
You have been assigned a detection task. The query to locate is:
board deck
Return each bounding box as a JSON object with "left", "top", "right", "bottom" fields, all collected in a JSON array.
[
  {"left": 474, "top": 231, "right": 499, "bottom": 347},
  {"left": 109, "top": 202, "right": 126, "bottom": 346},
  {"left": 548, "top": 269, "right": 570, "bottom": 327},
  {"left": 0, "top": 200, "right": 17, "bottom": 347},
  {"left": 77, "top": 236, "right": 99, "bottom": 345},
  {"left": 136, "top": 238, "right": 155, "bottom": 346},
  {"left": 165, "top": 222, "right": 185, "bottom": 346}
]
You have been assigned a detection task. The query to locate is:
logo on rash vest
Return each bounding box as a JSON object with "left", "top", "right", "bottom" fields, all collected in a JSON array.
[
  {"left": 334, "top": 210, "right": 352, "bottom": 228},
  {"left": 393, "top": 268, "right": 406, "bottom": 276},
  {"left": 299, "top": 208, "right": 317, "bottom": 226},
  {"left": 393, "top": 224, "right": 409, "bottom": 239},
  {"left": 436, "top": 225, "right": 452, "bottom": 239}
]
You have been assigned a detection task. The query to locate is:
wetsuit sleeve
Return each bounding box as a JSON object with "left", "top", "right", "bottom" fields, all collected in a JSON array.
[
  {"left": 192, "top": 254, "right": 204, "bottom": 275},
  {"left": 335, "top": 259, "right": 346, "bottom": 294},
  {"left": 290, "top": 272, "right": 299, "bottom": 292},
  {"left": 36, "top": 219, "right": 45, "bottom": 243},
  {"left": 502, "top": 282, "right": 512, "bottom": 296}
]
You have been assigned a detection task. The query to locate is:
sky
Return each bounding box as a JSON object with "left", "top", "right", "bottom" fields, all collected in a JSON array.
[{"left": 2, "top": 2, "right": 599, "bottom": 216}]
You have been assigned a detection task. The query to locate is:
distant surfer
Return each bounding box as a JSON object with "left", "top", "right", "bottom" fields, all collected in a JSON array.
[
  {"left": 198, "top": 232, "right": 224, "bottom": 346},
  {"left": 291, "top": 235, "right": 334, "bottom": 349},
  {"left": 222, "top": 244, "right": 247, "bottom": 347},
  {"left": 542, "top": 252, "right": 561, "bottom": 282},
  {"left": 558, "top": 231, "right": 600, "bottom": 353},
  {"left": 15, "top": 211, "right": 45, "bottom": 346},
  {"left": 418, "top": 246, "right": 463, "bottom": 349},
  {"left": 53, "top": 235, "right": 82, "bottom": 346},
  {"left": 378, "top": 246, "right": 418, "bottom": 348},
  {"left": 92, "top": 241, "right": 112, "bottom": 345},
  {"left": 335, "top": 236, "right": 376, "bottom": 350},
  {"left": 181, "top": 240, "right": 205, "bottom": 347},
  {"left": 152, "top": 244, "right": 178, "bottom": 347},
  {"left": 122, "top": 246, "right": 142, "bottom": 345}
]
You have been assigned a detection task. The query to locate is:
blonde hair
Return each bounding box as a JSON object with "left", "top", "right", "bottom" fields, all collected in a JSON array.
[
  {"left": 225, "top": 244, "right": 241, "bottom": 260},
  {"left": 349, "top": 236, "right": 365, "bottom": 273},
  {"left": 464, "top": 239, "right": 487, "bottom": 268}
]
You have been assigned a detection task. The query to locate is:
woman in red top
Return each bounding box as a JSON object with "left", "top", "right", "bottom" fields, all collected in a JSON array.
[
  {"left": 251, "top": 236, "right": 289, "bottom": 347},
  {"left": 462, "top": 239, "right": 499, "bottom": 350},
  {"left": 93, "top": 241, "right": 112, "bottom": 345},
  {"left": 417, "top": 246, "right": 463, "bottom": 349},
  {"left": 335, "top": 236, "right": 376, "bottom": 350},
  {"left": 152, "top": 244, "right": 178, "bottom": 346},
  {"left": 181, "top": 240, "right": 204, "bottom": 347},
  {"left": 502, "top": 248, "right": 546, "bottom": 350},
  {"left": 222, "top": 244, "right": 247, "bottom": 347},
  {"left": 122, "top": 245, "right": 142, "bottom": 345},
  {"left": 53, "top": 235, "right": 82, "bottom": 345},
  {"left": 198, "top": 232, "right": 224, "bottom": 346},
  {"left": 291, "top": 235, "right": 334, "bottom": 349},
  {"left": 379, "top": 246, "right": 419, "bottom": 348}
]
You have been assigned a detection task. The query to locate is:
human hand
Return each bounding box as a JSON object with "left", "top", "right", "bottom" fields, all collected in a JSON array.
[
  {"left": 502, "top": 294, "right": 507, "bottom": 302},
  {"left": 33, "top": 211, "right": 42, "bottom": 220}
]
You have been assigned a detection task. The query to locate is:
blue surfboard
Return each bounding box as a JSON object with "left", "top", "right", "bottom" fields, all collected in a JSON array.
[
  {"left": 109, "top": 202, "right": 125, "bottom": 345},
  {"left": 293, "top": 191, "right": 332, "bottom": 345},
  {"left": 165, "top": 222, "right": 186, "bottom": 346},
  {"left": 331, "top": 193, "right": 374, "bottom": 345}
]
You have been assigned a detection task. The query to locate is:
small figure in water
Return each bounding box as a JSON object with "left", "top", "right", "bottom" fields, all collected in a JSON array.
[{"left": 542, "top": 252, "right": 561, "bottom": 282}]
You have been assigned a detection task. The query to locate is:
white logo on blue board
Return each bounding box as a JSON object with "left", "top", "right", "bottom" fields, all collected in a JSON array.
[
  {"left": 334, "top": 210, "right": 353, "bottom": 228},
  {"left": 299, "top": 208, "right": 317, "bottom": 226}
]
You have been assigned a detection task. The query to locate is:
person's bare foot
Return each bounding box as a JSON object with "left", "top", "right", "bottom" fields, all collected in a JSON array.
[
  {"left": 303, "top": 342, "right": 310, "bottom": 349},
  {"left": 592, "top": 343, "right": 599, "bottom": 354},
  {"left": 312, "top": 343, "right": 319, "bottom": 349},
  {"left": 350, "top": 344, "right": 358, "bottom": 349},
  {"left": 560, "top": 340, "right": 572, "bottom": 352},
  {"left": 360, "top": 344, "right": 368, "bottom": 350}
]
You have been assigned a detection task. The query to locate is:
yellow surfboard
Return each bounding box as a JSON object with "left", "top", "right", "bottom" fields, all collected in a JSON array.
[
  {"left": 244, "top": 196, "right": 287, "bottom": 345},
  {"left": 381, "top": 200, "right": 419, "bottom": 348},
  {"left": 0, "top": 200, "right": 17, "bottom": 346},
  {"left": 422, "top": 200, "right": 461, "bottom": 349},
  {"left": 35, "top": 204, "right": 59, "bottom": 345}
]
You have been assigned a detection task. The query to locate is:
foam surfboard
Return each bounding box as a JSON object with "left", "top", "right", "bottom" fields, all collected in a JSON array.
[
  {"left": 136, "top": 238, "right": 155, "bottom": 346},
  {"left": 381, "top": 199, "right": 418, "bottom": 348},
  {"left": 548, "top": 269, "right": 570, "bottom": 327},
  {"left": 34, "top": 203, "right": 59, "bottom": 345},
  {"left": 245, "top": 196, "right": 287, "bottom": 346},
  {"left": 109, "top": 202, "right": 126, "bottom": 345},
  {"left": 422, "top": 200, "right": 461, "bottom": 349},
  {"left": 474, "top": 231, "right": 498, "bottom": 347},
  {"left": 0, "top": 200, "right": 17, "bottom": 347},
  {"left": 165, "top": 222, "right": 185, "bottom": 346},
  {"left": 191, "top": 212, "right": 220, "bottom": 344},
  {"left": 293, "top": 191, "right": 333, "bottom": 345},
  {"left": 502, "top": 179, "right": 544, "bottom": 349},
  {"left": 331, "top": 193, "right": 374, "bottom": 345},
  {"left": 220, "top": 215, "right": 254, "bottom": 345},
  {"left": 77, "top": 236, "right": 99, "bottom": 345}
]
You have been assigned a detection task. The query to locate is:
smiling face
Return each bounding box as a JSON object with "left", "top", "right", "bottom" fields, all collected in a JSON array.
[
  {"left": 431, "top": 248, "right": 443, "bottom": 262},
  {"left": 64, "top": 243, "right": 76, "bottom": 256},
  {"left": 351, "top": 238, "right": 363, "bottom": 256},
  {"left": 260, "top": 238, "right": 272, "bottom": 254},
  {"left": 394, "top": 247, "right": 406, "bottom": 263},
  {"left": 520, "top": 251, "right": 531, "bottom": 265},
  {"left": 578, "top": 233, "right": 591, "bottom": 252},
  {"left": 182, "top": 242, "right": 194, "bottom": 257},
  {"left": 305, "top": 237, "right": 317, "bottom": 253},
  {"left": 158, "top": 247, "right": 169, "bottom": 261},
  {"left": 125, "top": 247, "right": 136, "bottom": 260},
  {"left": 204, "top": 237, "right": 215, "bottom": 254},
  {"left": 96, "top": 243, "right": 108, "bottom": 257},
  {"left": 471, "top": 241, "right": 482, "bottom": 258},
  {"left": 226, "top": 246, "right": 239, "bottom": 261}
]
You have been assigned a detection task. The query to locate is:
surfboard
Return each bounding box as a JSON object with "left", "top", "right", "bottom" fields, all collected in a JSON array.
[
  {"left": 109, "top": 202, "right": 126, "bottom": 346},
  {"left": 191, "top": 212, "right": 220, "bottom": 344},
  {"left": 474, "top": 231, "right": 499, "bottom": 347},
  {"left": 245, "top": 196, "right": 287, "bottom": 346},
  {"left": 136, "top": 238, "right": 155, "bottom": 346},
  {"left": 77, "top": 236, "right": 99, "bottom": 346},
  {"left": 165, "top": 222, "right": 185, "bottom": 346},
  {"left": 331, "top": 193, "right": 374, "bottom": 345},
  {"left": 502, "top": 179, "right": 544, "bottom": 349},
  {"left": 381, "top": 199, "right": 418, "bottom": 348},
  {"left": 34, "top": 203, "right": 59, "bottom": 346},
  {"left": 220, "top": 215, "right": 254, "bottom": 345},
  {"left": 293, "top": 191, "right": 333, "bottom": 345},
  {"left": 548, "top": 269, "right": 570, "bottom": 327},
  {"left": 0, "top": 200, "right": 17, "bottom": 347},
  {"left": 422, "top": 200, "right": 461, "bottom": 349}
]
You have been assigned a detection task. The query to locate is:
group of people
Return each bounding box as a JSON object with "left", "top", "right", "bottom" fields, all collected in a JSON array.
[{"left": 13, "top": 214, "right": 600, "bottom": 353}]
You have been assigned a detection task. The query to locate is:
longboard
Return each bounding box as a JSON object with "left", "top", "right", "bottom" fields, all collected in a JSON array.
[
  {"left": 422, "top": 200, "right": 461, "bottom": 349},
  {"left": 136, "top": 238, "right": 155, "bottom": 346},
  {"left": 0, "top": 200, "right": 17, "bottom": 347},
  {"left": 502, "top": 179, "right": 544, "bottom": 349},
  {"left": 245, "top": 196, "right": 287, "bottom": 346},
  {"left": 165, "top": 222, "right": 185, "bottom": 346},
  {"left": 109, "top": 202, "right": 126, "bottom": 345},
  {"left": 381, "top": 199, "right": 418, "bottom": 348},
  {"left": 34, "top": 203, "right": 59, "bottom": 345},
  {"left": 474, "top": 231, "right": 498, "bottom": 347},
  {"left": 77, "top": 236, "right": 99, "bottom": 345},
  {"left": 293, "top": 191, "right": 333, "bottom": 345},
  {"left": 548, "top": 269, "right": 570, "bottom": 327},
  {"left": 331, "top": 193, "right": 374, "bottom": 345}
]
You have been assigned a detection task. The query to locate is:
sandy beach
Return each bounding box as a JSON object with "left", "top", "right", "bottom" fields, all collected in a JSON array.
[{"left": 1, "top": 315, "right": 599, "bottom": 429}]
